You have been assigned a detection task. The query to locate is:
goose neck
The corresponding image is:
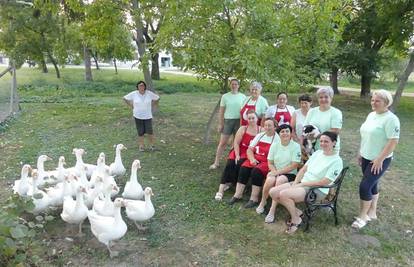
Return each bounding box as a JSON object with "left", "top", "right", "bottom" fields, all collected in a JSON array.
[
  {"left": 130, "top": 169, "right": 138, "bottom": 183},
  {"left": 113, "top": 206, "right": 123, "bottom": 223}
]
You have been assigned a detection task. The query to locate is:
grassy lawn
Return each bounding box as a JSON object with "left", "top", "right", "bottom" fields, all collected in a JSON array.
[{"left": 0, "top": 68, "right": 413, "bottom": 266}]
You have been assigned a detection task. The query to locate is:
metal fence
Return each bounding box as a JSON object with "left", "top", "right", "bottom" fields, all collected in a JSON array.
[{"left": 0, "top": 66, "right": 19, "bottom": 123}]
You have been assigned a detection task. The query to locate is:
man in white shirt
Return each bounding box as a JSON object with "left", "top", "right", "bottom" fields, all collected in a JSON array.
[{"left": 124, "top": 81, "right": 160, "bottom": 151}]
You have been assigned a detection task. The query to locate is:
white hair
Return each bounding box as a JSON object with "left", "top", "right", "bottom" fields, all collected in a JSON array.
[
  {"left": 250, "top": 81, "right": 262, "bottom": 91},
  {"left": 316, "top": 87, "right": 334, "bottom": 98},
  {"left": 373, "top": 89, "right": 393, "bottom": 107}
]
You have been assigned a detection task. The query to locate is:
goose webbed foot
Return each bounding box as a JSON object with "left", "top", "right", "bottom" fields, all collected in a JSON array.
[{"left": 134, "top": 221, "right": 148, "bottom": 231}]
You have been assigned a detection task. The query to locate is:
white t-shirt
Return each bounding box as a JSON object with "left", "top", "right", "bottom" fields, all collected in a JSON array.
[{"left": 124, "top": 90, "right": 160, "bottom": 119}]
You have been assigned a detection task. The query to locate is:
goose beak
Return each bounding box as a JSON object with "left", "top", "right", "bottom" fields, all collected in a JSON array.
[
  {"left": 47, "top": 156, "right": 53, "bottom": 161},
  {"left": 122, "top": 146, "right": 127, "bottom": 150}
]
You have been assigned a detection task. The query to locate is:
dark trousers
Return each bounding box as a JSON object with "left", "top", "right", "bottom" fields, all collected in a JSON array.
[
  {"left": 359, "top": 157, "right": 392, "bottom": 201},
  {"left": 220, "top": 159, "right": 246, "bottom": 184}
]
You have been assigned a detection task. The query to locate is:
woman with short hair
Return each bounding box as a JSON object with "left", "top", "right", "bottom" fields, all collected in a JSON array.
[
  {"left": 352, "top": 90, "right": 400, "bottom": 229},
  {"left": 268, "top": 131, "right": 343, "bottom": 234},
  {"left": 255, "top": 124, "right": 302, "bottom": 223},
  {"left": 210, "top": 79, "right": 246, "bottom": 169},
  {"left": 264, "top": 92, "right": 295, "bottom": 127},
  {"left": 239, "top": 81, "right": 269, "bottom": 126},
  {"left": 291, "top": 94, "right": 312, "bottom": 142},
  {"left": 124, "top": 81, "right": 160, "bottom": 151}
]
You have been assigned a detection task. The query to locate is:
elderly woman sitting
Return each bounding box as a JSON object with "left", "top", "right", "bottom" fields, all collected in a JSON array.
[{"left": 268, "top": 131, "right": 343, "bottom": 234}]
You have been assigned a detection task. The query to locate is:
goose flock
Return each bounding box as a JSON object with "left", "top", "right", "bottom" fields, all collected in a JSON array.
[{"left": 11, "top": 144, "right": 155, "bottom": 257}]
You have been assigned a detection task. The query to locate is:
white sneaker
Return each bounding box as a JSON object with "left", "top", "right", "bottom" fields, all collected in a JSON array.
[{"left": 215, "top": 192, "right": 223, "bottom": 201}]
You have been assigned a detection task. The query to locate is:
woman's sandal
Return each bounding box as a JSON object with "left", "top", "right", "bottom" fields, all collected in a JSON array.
[
  {"left": 209, "top": 163, "right": 219, "bottom": 170},
  {"left": 265, "top": 213, "right": 275, "bottom": 223},
  {"left": 351, "top": 217, "right": 368, "bottom": 229},
  {"left": 214, "top": 192, "right": 223, "bottom": 201},
  {"left": 285, "top": 218, "right": 303, "bottom": 234},
  {"left": 286, "top": 212, "right": 304, "bottom": 226}
]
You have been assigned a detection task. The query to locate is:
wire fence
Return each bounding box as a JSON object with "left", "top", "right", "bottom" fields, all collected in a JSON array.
[{"left": 0, "top": 66, "right": 19, "bottom": 123}]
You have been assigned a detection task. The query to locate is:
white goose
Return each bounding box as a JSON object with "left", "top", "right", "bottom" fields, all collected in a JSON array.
[
  {"left": 30, "top": 170, "right": 51, "bottom": 214},
  {"left": 88, "top": 198, "right": 127, "bottom": 258},
  {"left": 48, "top": 156, "right": 68, "bottom": 184},
  {"left": 125, "top": 187, "right": 155, "bottom": 230},
  {"left": 109, "top": 144, "right": 127, "bottom": 177},
  {"left": 45, "top": 175, "right": 73, "bottom": 206},
  {"left": 101, "top": 168, "right": 119, "bottom": 198},
  {"left": 90, "top": 153, "right": 109, "bottom": 186},
  {"left": 13, "top": 164, "right": 32, "bottom": 197},
  {"left": 61, "top": 185, "right": 88, "bottom": 235},
  {"left": 84, "top": 176, "right": 104, "bottom": 209},
  {"left": 33, "top": 155, "right": 53, "bottom": 187},
  {"left": 68, "top": 148, "right": 96, "bottom": 178},
  {"left": 122, "top": 160, "right": 144, "bottom": 200},
  {"left": 93, "top": 183, "right": 119, "bottom": 216}
]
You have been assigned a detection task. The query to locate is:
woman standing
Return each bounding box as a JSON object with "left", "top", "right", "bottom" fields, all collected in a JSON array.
[
  {"left": 303, "top": 87, "right": 342, "bottom": 153},
  {"left": 229, "top": 119, "right": 279, "bottom": 208},
  {"left": 210, "top": 79, "right": 246, "bottom": 169},
  {"left": 124, "top": 81, "right": 160, "bottom": 152},
  {"left": 268, "top": 131, "right": 343, "bottom": 234},
  {"left": 352, "top": 90, "right": 400, "bottom": 229},
  {"left": 255, "top": 124, "right": 301, "bottom": 223},
  {"left": 214, "top": 110, "right": 261, "bottom": 201},
  {"left": 239, "top": 82, "right": 269, "bottom": 126},
  {"left": 291, "top": 94, "right": 312, "bottom": 142},
  {"left": 264, "top": 92, "right": 295, "bottom": 127}
]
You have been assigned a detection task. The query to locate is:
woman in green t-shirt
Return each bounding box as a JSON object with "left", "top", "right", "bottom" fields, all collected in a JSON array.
[
  {"left": 255, "top": 124, "right": 301, "bottom": 223},
  {"left": 352, "top": 90, "right": 400, "bottom": 229},
  {"left": 210, "top": 79, "right": 246, "bottom": 169},
  {"left": 268, "top": 131, "right": 343, "bottom": 234},
  {"left": 303, "top": 87, "right": 342, "bottom": 152}
]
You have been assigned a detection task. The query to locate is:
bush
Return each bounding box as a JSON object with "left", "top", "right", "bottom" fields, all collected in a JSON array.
[{"left": 0, "top": 195, "right": 45, "bottom": 266}]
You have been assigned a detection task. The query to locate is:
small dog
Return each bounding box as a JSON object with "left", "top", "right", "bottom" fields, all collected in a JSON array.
[{"left": 301, "top": 125, "right": 320, "bottom": 161}]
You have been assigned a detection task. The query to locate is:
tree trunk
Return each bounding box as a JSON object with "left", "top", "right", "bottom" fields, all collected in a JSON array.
[
  {"left": 360, "top": 73, "right": 372, "bottom": 98},
  {"left": 47, "top": 52, "right": 60, "bottom": 79},
  {"left": 40, "top": 58, "right": 48, "bottom": 73},
  {"left": 132, "top": 0, "right": 153, "bottom": 91},
  {"left": 92, "top": 51, "right": 100, "bottom": 70},
  {"left": 203, "top": 99, "right": 221, "bottom": 145},
  {"left": 84, "top": 46, "right": 93, "bottom": 81},
  {"left": 113, "top": 58, "right": 118, "bottom": 74},
  {"left": 391, "top": 52, "right": 414, "bottom": 111},
  {"left": 151, "top": 52, "right": 160, "bottom": 80},
  {"left": 330, "top": 67, "right": 339, "bottom": 95}
]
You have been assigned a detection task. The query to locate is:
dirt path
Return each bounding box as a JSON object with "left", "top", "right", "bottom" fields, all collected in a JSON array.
[{"left": 315, "top": 85, "right": 414, "bottom": 97}]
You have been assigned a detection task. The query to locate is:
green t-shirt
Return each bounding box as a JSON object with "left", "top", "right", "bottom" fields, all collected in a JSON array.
[
  {"left": 267, "top": 140, "right": 302, "bottom": 174},
  {"left": 242, "top": 96, "right": 269, "bottom": 118},
  {"left": 220, "top": 92, "right": 247, "bottom": 119},
  {"left": 304, "top": 106, "right": 343, "bottom": 152},
  {"left": 360, "top": 111, "right": 400, "bottom": 160},
  {"left": 303, "top": 150, "right": 343, "bottom": 195}
]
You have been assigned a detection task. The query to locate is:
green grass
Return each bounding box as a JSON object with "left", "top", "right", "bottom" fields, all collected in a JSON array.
[{"left": 0, "top": 69, "right": 413, "bottom": 266}]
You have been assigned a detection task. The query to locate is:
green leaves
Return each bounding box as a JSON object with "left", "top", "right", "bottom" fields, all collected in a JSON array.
[{"left": 10, "top": 225, "right": 28, "bottom": 239}]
